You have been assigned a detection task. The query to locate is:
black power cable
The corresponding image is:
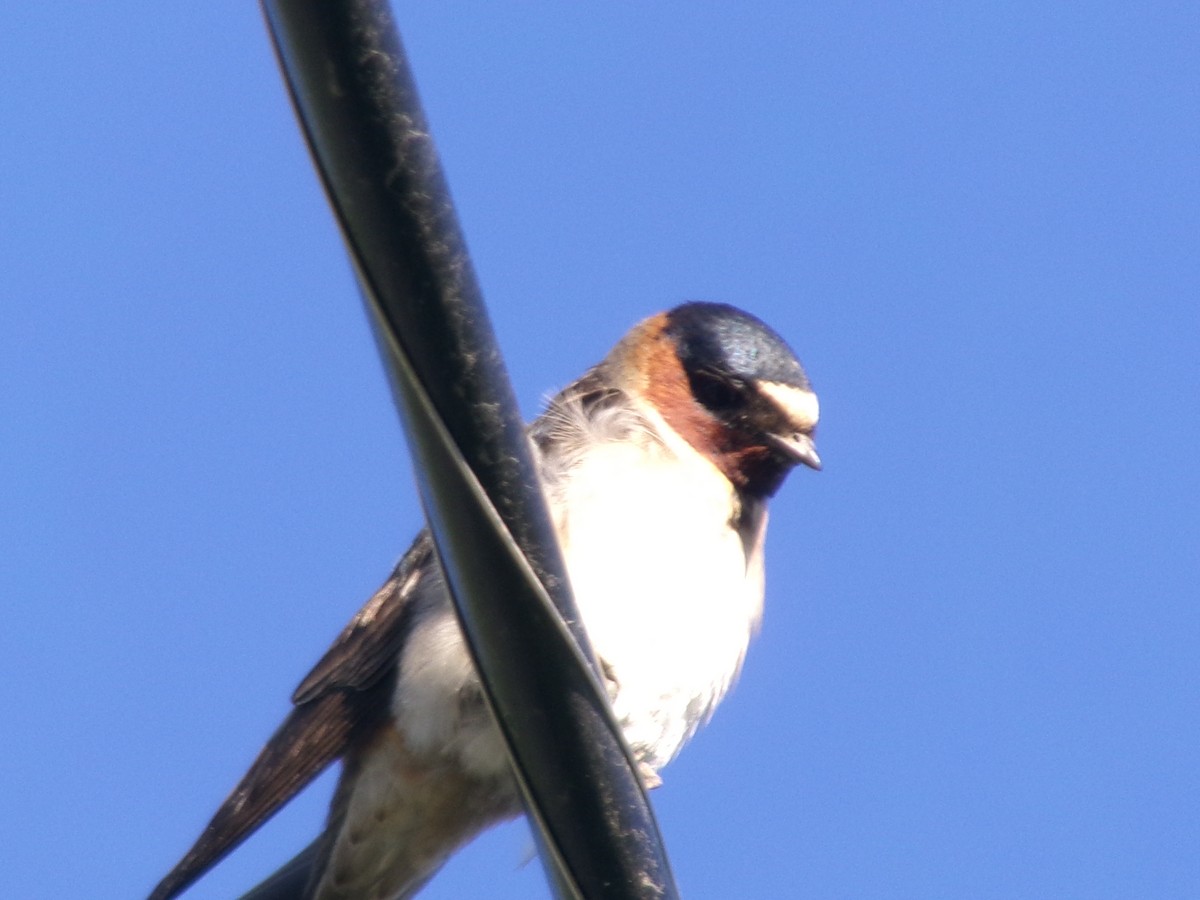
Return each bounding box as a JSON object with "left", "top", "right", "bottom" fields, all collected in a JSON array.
[{"left": 260, "top": 2, "right": 680, "bottom": 898}]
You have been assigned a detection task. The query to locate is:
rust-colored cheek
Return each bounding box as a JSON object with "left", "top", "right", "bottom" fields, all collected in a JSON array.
[{"left": 637, "top": 331, "right": 754, "bottom": 490}]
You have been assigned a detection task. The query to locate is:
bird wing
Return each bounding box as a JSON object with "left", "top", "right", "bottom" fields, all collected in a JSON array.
[
  {"left": 292, "top": 532, "right": 435, "bottom": 702},
  {"left": 148, "top": 532, "right": 436, "bottom": 900}
]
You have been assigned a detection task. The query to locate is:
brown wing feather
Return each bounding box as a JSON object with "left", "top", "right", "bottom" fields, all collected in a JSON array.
[
  {"left": 148, "top": 533, "right": 436, "bottom": 900},
  {"left": 294, "top": 534, "right": 434, "bottom": 702}
]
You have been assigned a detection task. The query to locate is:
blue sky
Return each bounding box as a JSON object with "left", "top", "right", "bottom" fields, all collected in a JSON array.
[{"left": 3, "top": 3, "right": 1197, "bottom": 898}]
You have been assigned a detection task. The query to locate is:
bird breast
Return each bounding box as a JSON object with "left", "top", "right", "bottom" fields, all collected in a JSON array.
[
  {"left": 392, "top": 397, "right": 764, "bottom": 781},
  {"left": 551, "top": 402, "right": 764, "bottom": 770}
]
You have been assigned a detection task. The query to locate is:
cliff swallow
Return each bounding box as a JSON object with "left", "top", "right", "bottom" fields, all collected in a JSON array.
[{"left": 150, "top": 301, "right": 820, "bottom": 900}]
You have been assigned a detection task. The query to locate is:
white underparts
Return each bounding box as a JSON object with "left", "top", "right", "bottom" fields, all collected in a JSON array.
[{"left": 392, "top": 391, "right": 765, "bottom": 778}]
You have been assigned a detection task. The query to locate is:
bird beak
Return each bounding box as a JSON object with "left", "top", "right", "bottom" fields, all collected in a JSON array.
[{"left": 765, "top": 431, "right": 822, "bottom": 471}]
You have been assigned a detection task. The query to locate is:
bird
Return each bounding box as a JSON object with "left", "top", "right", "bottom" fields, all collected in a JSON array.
[{"left": 149, "top": 301, "right": 821, "bottom": 900}]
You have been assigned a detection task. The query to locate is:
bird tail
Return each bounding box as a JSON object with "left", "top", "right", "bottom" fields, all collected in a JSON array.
[
  {"left": 148, "top": 682, "right": 389, "bottom": 900},
  {"left": 236, "top": 839, "right": 321, "bottom": 900}
]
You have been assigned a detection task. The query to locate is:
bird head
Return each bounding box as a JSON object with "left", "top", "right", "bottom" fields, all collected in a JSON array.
[{"left": 610, "top": 302, "right": 820, "bottom": 498}]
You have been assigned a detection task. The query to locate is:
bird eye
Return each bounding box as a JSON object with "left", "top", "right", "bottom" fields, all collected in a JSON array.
[{"left": 690, "top": 372, "right": 742, "bottom": 412}]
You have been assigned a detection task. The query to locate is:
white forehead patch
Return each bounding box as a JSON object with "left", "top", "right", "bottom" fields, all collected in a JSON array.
[{"left": 757, "top": 381, "right": 819, "bottom": 430}]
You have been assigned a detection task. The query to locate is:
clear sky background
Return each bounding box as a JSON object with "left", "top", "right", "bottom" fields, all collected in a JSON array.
[{"left": 3, "top": 4, "right": 1197, "bottom": 898}]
